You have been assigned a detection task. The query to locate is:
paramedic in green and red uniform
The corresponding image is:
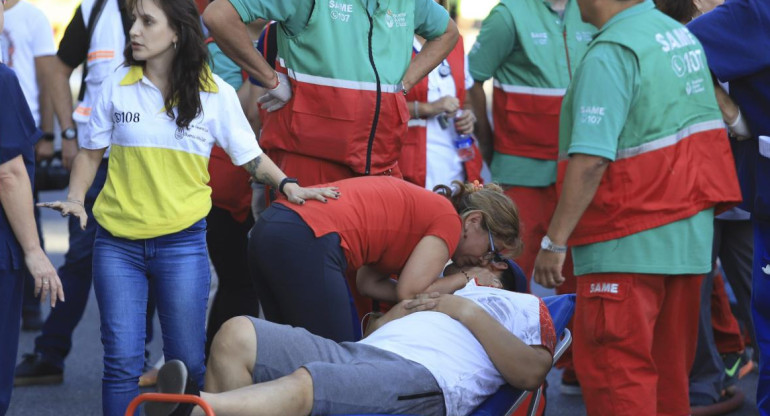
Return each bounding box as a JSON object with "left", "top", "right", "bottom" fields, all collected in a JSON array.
[
  {"left": 532, "top": 0, "right": 742, "bottom": 414},
  {"left": 467, "top": 0, "right": 595, "bottom": 391},
  {"left": 203, "top": 0, "right": 458, "bottom": 184}
]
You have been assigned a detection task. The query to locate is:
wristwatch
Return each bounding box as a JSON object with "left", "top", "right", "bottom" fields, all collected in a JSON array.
[
  {"left": 62, "top": 127, "right": 78, "bottom": 141},
  {"left": 540, "top": 235, "right": 567, "bottom": 253},
  {"left": 397, "top": 81, "right": 408, "bottom": 96},
  {"left": 41, "top": 132, "right": 55, "bottom": 142}
]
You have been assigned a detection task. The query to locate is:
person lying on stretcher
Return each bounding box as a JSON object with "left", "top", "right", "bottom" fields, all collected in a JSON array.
[{"left": 146, "top": 261, "right": 555, "bottom": 416}]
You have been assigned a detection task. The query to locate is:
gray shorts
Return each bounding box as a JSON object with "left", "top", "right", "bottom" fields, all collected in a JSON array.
[{"left": 248, "top": 317, "right": 445, "bottom": 416}]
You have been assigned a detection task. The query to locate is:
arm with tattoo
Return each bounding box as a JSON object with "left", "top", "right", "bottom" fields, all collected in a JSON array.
[
  {"left": 241, "top": 155, "right": 281, "bottom": 189},
  {"left": 239, "top": 153, "right": 341, "bottom": 205}
]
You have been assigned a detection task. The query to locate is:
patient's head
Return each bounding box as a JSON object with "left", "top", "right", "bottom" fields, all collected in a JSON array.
[{"left": 445, "top": 259, "right": 528, "bottom": 293}]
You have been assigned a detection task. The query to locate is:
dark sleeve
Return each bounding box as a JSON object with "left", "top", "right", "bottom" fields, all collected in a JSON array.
[
  {"left": 56, "top": 7, "right": 89, "bottom": 69},
  {"left": 687, "top": 0, "right": 770, "bottom": 81},
  {"left": 0, "top": 66, "right": 40, "bottom": 165}
]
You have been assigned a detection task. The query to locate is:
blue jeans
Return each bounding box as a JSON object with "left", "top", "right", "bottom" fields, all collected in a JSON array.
[
  {"left": 93, "top": 220, "right": 210, "bottom": 416},
  {"left": 34, "top": 160, "right": 107, "bottom": 368}
]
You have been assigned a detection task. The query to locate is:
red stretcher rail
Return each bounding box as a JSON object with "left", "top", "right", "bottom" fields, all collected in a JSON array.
[{"left": 124, "top": 393, "right": 215, "bottom": 416}]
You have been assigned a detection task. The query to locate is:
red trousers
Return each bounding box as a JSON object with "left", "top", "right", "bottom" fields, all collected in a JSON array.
[
  {"left": 504, "top": 185, "right": 576, "bottom": 374},
  {"left": 574, "top": 273, "right": 703, "bottom": 416},
  {"left": 711, "top": 271, "right": 745, "bottom": 354}
]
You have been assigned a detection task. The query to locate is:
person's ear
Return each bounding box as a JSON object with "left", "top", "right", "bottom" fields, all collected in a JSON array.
[
  {"left": 463, "top": 211, "right": 483, "bottom": 229},
  {"left": 490, "top": 261, "right": 508, "bottom": 272}
]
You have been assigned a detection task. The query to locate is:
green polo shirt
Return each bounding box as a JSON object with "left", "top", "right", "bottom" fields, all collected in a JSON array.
[
  {"left": 228, "top": 0, "right": 449, "bottom": 40},
  {"left": 468, "top": 1, "right": 576, "bottom": 187},
  {"left": 208, "top": 42, "right": 243, "bottom": 90},
  {"left": 564, "top": 4, "right": 712, "bottom": 275}
]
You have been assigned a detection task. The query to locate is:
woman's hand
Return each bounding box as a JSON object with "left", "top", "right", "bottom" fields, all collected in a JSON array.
[
  {"left": 24, "top": 247, "right": 65, "bottom": 307},
  {"left": 282, "top": 183, "right": 341, "bottom": 205},
  {"left": 37, "top": 200, "right": 88, "bottom": 230},
  {"left": 463, "top": 266, "right": 502, "bottom": 288}
]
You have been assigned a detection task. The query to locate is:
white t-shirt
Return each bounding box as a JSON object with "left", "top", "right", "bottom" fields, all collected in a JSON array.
[
  {"left": 0, "top": 1, "right": 55, "bottom": 125},
  {"left": 360, "top": 280, "right": 555, "bottom": 416},
  {"left": 411, "top": 38, "right": 475, "bottom": 191},
  {"left": 83, "top": 65, "right": 262, "bottom": 239}
]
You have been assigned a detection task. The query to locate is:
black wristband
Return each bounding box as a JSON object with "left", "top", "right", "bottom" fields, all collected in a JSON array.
[
  {"left": 278, "top": 177, "right": 299, "bottom": 197},
  {"left": 41, "top": 133, "right": 55, "bottom": 142}
]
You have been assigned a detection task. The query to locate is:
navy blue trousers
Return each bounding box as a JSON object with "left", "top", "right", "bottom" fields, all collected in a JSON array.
[
  {"left": 0, "top": 268, "right": 25, "bottom": 415},
  {"left": 248, "top": 204, "right": 361, "bottom": 342}
]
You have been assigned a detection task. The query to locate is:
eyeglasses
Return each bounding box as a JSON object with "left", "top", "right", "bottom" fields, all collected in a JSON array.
[{"left": 482, "top": 229, "right": 505, "bottom": 264}]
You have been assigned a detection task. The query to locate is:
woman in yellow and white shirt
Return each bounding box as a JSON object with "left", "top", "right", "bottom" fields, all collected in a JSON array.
[{"left": 39, "top": 0, "right": 337, "bottom": 414}]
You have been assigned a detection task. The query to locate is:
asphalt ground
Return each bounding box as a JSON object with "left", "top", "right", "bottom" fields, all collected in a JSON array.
[{"left": 7, "top": 189, "right": 761, "bottom": 415}]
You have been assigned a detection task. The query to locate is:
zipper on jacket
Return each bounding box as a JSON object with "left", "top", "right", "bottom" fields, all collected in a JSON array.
[
  {"left": 563, "top": 28, "right": 573, "bottom": 80},
  {"left": 364, "top": 9, "right": 381, "bottom": 176}
]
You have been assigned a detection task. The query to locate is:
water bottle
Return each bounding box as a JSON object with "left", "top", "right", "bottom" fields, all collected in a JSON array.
[{"left": 454, "top": 134, "right": 475, "bottom": 162}]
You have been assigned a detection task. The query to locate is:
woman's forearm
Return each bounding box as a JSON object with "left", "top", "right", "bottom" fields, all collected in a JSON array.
[
  {"left": 425, "top": 272, "right": 467, "bottom": 294},
  {"left": 241, "top": 154, "right": 284, "bottom": 189},
  {"left": 357, "top": 266, "right": 399, "bottom": 303},
  {"left": 67, "top": 148, "right": 106, "bottom": 202},
  {"left": 0, "top": 156, "right": 43, "bottom": 254}
]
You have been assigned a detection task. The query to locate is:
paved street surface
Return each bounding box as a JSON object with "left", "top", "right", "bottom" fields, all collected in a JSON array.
[{"left": 8, "top": 190, "right": 760, "bottom": 415}]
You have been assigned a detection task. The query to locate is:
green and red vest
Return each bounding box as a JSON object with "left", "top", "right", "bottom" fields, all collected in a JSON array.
[
  {"left": 559, "top": 8, "right": 742, "bottom": 246},
  {"left": 491, "top": 0, "right": 595, "bottom": 161},
  {"left": 259, "top": 0, "right": 417, "bottom": 175},
  {"left": 399, "top": 36, "right": 483, "bottom": 187}
]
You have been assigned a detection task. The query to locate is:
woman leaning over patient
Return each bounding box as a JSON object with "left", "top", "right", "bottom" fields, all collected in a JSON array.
[{"left": 249, "top": 177, "right": 521, "bottom": 343}]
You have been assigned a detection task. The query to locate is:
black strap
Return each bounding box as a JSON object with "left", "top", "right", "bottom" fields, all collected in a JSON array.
[{"left": 77, "top": 0, "right": 112, "bottom": 102}]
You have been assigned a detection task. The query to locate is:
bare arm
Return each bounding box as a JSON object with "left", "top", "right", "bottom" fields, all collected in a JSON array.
[
  {"left": 240, "top": 154, "right": 284, "bottom": 190},
  {"left": 203, "top": 1, "right": 278, "bottom": 88},
  {"left": 533, "top": 154, "right": 609, "bottom": 288},
  {"left": 48, "top": 57, "right": 76, "bottom": 130},
  {"left": 68, "top": 148, "right": 105, "bottom": 203},
  {"left": 0, "top": 155, "right": 64, "bottom": 306},
  {"left": 237, "top": 82, "right": 264, "bottom": 134},
  {"left": 395, "top": 235, "right": 454, "bottom": 300},
  {"left": 38, "top": 148, "right": 105, "bottom": 230},
  {"left": 362, "top": 297, "right": 420, "bottom": 337},
  {"left": 34, "top": 56, "right": 57, "bottom": 160},
  {"left": 48, "top": 57, "right": 79, "bottom": 169},
  {"left": 35, "top": 55, "right": 56, "bottom": 134},
  {"left": 401, "top": 19, "right": 459, "bottom": 91},
  {"left": 356, "top": 235, "right": 463, "bottom": 303},
  {"left": 240, "top": 154, "right": 340, "bottom": 205},
  {"left": 356, "top": 266, "right": 398, "bottom": 303},
  {"left": 714, "top": 86, "right": 751, "bottom": 140},
  {"left": 469, "top": 81, "right": 492, "bottom": 163},
  {"left": 411, "top": 96, "right": 460, "bottom": 119}
]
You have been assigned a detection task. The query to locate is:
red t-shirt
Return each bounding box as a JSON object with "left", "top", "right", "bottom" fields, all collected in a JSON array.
[{"left": 276, "top": 176, "right": 461, "bottom": 274}]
